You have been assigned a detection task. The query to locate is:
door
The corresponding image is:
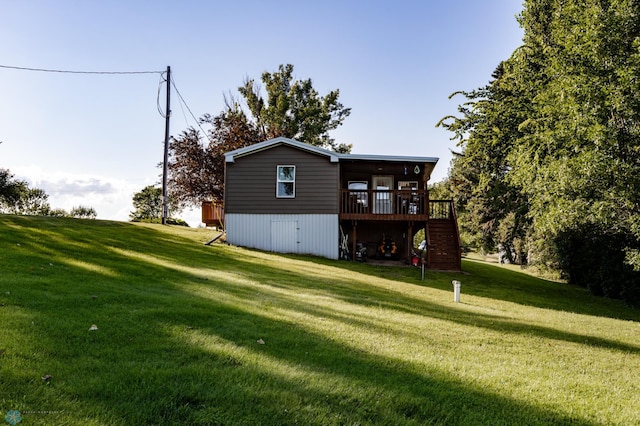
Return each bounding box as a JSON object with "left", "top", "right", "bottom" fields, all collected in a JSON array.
[
  {"left": 372, "top": 176, "right": 393, "bottom": 214},
  {"left": 271, "top": 220, "right": 299, "bottom": 253}
]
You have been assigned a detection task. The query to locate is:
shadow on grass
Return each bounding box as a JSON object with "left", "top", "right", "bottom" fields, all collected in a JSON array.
[
  {"left": 317, "top": 253, "right": 640, "bottom": 322},
  {"left": 217, "top": 253, "right": 640, "bottom": 355},
  {"left": 458, "top": 258, "right": 639, "bottom": 320},
  {"left": 0, "top": 216, "right": 633, "bottom": 424}
]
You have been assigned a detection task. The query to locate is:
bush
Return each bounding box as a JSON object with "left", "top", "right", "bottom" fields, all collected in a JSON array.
[
  {"left": 555, "top": 224, "right": 640, "bottom": 306},
  {"left": 69, "top": 206, "right": 97, "bottom": 219},
  {"left": 131, "top": 217, "right": 190, "bottom": 227}
]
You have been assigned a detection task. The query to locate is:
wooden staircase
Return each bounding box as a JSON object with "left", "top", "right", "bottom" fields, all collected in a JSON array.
[{"left": 427, "top": 201, "right": 462, "bottom": 271}]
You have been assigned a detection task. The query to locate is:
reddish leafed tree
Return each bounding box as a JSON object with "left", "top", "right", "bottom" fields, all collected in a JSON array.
[{"left": 168, "top": 107, "right": 261, "bottom": 206}]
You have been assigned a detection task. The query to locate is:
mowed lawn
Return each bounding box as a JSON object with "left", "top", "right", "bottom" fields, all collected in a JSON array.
[{"left": 0, "top": 215, "right": 638, "bottom": 425}]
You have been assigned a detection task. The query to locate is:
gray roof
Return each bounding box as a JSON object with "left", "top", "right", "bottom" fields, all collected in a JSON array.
[
  {"left": 225, "top": 137, "right": 340, "bottom": 163},
  {"left": 340, "top": 153, "right": 439, "bottom": 163},
  {"left": 224, "top": 136, "right": 439, "bottom": 165}
]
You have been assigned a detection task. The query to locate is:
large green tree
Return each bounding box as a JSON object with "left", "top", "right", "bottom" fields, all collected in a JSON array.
[
  {"left": 238, "top": 64, "right": 352, "bottom": 153},
  {"left": 130, "top": 185, "right": 165, "bottom": 222},
  {"left": 0, "top": 169, "right": 51, "bottom": 216},
  {"left": 438, "top": 62, "right": 532, "bottom": 263},
  {"left": 441, "top": 0, "right": 640, "bottom": 303},
  {"left": 130, "top": 185, "right": 185, "bottom": 225},
  {"left": 168, "top": 64, "right": 351, "bottom": 206},
  {"left": 1, "top": 168, "right": 27, "bottom": 209}
]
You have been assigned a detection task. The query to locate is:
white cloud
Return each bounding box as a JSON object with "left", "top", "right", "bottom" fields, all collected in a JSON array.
[
  {"left": 40, "top": 178, "right": 114, "bottom": 195},
  {"left": 10, "top": 165, "right": 204, "bottom": 226},
  {"left": 12, "top": 166, "right": 152, "bottom": 221}
]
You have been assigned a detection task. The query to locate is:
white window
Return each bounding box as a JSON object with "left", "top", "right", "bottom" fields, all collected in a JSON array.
[
  {"left": 398, "top": 181, "right": 418, "bottom": 191},
  {"left": 276, "top": 165, "right": 296, "bottom": 198},
  {"left": 348, "top": 181, "right": 368, "bottom": 207}
]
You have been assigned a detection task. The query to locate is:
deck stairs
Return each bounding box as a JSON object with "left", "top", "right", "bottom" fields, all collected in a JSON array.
[{"left": 426, "top": 201, "right": 462, "bottom": 271}]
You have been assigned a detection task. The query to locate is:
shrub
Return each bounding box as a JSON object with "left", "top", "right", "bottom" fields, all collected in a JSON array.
[
  {"left": 131, "top": 217, "right": 190, "bottom": 227},
  {"left": 555, "top": 224, "right": 640, "bottom": 305}
]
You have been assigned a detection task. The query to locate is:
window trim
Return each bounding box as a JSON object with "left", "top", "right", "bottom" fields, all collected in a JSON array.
[{"left": 276, "top": 165, "right": 296, "bottom": 198}]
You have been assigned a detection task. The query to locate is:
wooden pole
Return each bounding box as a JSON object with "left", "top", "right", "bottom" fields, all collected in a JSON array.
[{"left": 162, "top": 66, "right": 171, "bottom": 225}]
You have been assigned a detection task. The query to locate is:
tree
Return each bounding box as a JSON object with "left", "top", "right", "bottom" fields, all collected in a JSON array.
[
  {"left": 0, "top": 168, "right": 28, "bottom": 210},
  {"left": 130, "top": 185, "right": 164, "bottom": 221},
  {"left": 1, "top": 169, "right": 52, "bottom": 216},
  {"left": 130, "top": 185, "right": 185, "bottom": 225},
  {"left": 168, "top": 107, "right": 261, "bottom": 207},
  {"left": 441, "top": 0, "right": 640, "bottom": 303},
  {"left": 11, "top": 187, "right": 51, "bottom": 216},
  {"left": 238, "top": 64, "right": 352, "bottom": 153},
  {"left": 69, "top": 206, "right": 97, "bottom": 219},
  {"left": 438, "top": 63, "right": 532, "bottom": 263},
  {"left": 514, "top": 0, "right": 640, "bottom": 300},
  {"left": 168, "top": 64, "right": 351, "bottom": 206}
]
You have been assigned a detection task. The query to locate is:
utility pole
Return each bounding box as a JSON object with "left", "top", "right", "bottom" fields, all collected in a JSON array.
[{"left": 162, "top": 66, "right": 171, "bottom": 225}]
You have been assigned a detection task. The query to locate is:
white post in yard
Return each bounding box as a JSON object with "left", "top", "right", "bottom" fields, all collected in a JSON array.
[{"left": 452, "top": 280, "right": 461, "bottom": 303}]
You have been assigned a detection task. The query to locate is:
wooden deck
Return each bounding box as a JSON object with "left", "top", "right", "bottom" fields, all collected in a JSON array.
[
  {"left": 339, "top": 194, "right": 461, "bottom": 270},
  {"left": 340, "top": 189, "right": 429, "bottom": 221}
]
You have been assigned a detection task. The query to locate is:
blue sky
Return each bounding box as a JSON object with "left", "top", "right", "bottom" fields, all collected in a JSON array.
[{"left": 0, "top": 1, "right": 523, "bottom": 225}]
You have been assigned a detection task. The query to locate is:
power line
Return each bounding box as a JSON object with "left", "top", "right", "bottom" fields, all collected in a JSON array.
[
  {"left": 2, "top": 63, "right": 211, "bottom": 168},
  {"left": 170, "top": 80, "right": 197, "bottom": 123},
  {"left": 0, "top": 64, "right": 163, "bottom": 75},
  {"left": 171, "top": 78, "right": 214, "bottom": 144},
  {"left": 2, "top": 63, "right": 168, "bottom": 118},
  {"left": 157, "top": 72, "right": 169, "bottom": 118},
  {"left": 174, "top": 84, "right": 191, "bottom": 128}
]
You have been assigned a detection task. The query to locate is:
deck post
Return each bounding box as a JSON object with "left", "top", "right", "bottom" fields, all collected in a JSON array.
[
  {"left": 351, "top": 221, "right": 357, "bottom": 261},
  {"left": 407, "top": 222, "right": 413, "bottom": 262},
  {"left": 425, "top": 220, "right": 431, "bottom": 268}
]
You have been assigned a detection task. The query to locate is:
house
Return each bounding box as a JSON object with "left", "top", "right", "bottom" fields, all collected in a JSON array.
[{"left": 220, "top": 137, "right": 461, "bottom": 270}]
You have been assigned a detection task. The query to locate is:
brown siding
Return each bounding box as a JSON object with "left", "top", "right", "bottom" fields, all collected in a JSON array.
[
  {"left": 340, "top": 160, "right": 429, "bottom": 190},
  {"left": 225, "top": 145, "right": 339, "bottom": 214}
]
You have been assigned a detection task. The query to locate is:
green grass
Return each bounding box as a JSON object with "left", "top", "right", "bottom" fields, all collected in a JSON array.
[{"left": 1, "top": 215, "right": 639, "bottom": 425}]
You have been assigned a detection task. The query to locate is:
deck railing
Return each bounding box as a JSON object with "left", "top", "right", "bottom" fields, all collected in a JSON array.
[
  {"left": 201, "top": 201, "right": 224, "bottom": 227},
  {"left": 340, "top": 192, "right": 456, "bottom": 222},
  {"left": 340, "top": 189, "right": 428, "bottom": 218},
  {"left": 428, "top": 199, "right": 455, "bottom": 220}
]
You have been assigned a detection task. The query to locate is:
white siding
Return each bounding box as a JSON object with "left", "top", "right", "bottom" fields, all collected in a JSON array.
[{"left": 226, "top": 214, "right": 339, "bottom": 259}]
